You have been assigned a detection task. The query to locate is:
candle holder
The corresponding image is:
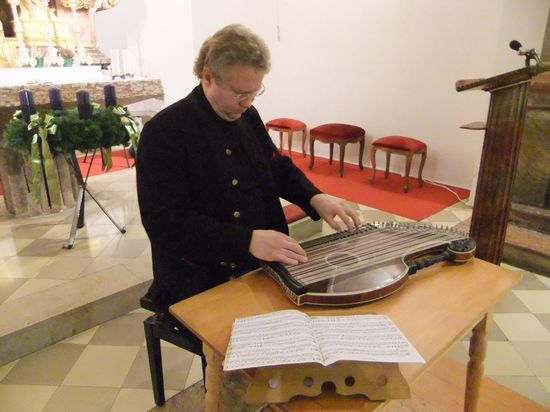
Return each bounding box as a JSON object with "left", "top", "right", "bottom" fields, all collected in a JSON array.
[
  {"left": 76, "top": 90, "right": 93, "bottom": 120},
  {"left": 19, "top": 90, "right": 36, "bottom": 123},
  {"left": 103, "top": 84, "right": 117, "bottom": 107},
  {"left": 48, "top": 88, "right": 64, "bottom": 111}
]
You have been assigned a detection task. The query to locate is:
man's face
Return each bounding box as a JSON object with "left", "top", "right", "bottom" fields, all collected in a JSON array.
[{"left": 202, "top": 63, "right": 265, "bottom": 121}]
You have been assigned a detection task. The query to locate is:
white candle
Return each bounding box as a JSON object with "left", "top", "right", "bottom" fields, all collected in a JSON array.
[
  {"left": 120, "top": 49, "right": 132, "bottom": 76},
  {"left": 109, "top": 49, "right": 120, "bottom": 76}
]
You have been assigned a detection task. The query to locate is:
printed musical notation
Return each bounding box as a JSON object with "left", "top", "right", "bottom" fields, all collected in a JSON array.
[{"left": 223, "top": 310, "right": 425, "bottom": 371}]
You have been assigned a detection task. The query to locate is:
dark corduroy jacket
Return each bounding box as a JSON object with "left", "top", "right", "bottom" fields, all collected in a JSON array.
[{"left": 136, "top": 85, "right": 321, "bottom": 312}]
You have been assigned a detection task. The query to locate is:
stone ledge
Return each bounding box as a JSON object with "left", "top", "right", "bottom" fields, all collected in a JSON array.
[{"left": 0, "top": 267, "right": 151, "bottom": 365}]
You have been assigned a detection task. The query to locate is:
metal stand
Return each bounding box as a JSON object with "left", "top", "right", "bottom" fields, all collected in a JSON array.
[{"left": 63, "top": 150, "right": 126, "bottom": 249}]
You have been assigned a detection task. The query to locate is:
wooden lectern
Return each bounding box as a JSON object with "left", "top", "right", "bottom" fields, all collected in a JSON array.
[{"left": 456, "top": 62, "right": 550, "bottom": 264}]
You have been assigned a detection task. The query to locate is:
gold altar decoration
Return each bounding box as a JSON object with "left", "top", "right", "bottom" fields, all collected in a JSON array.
[
  {"left": 0, "top": 0, "right": 119, "bottom": 68},
  {"left": 60, "top": 0, "right": 119, "bottom": 9}
]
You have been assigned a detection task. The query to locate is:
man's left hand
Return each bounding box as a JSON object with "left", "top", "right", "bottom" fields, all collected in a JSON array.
[{"left": 310, "top": 194, "right": 361, "bottom": 232}]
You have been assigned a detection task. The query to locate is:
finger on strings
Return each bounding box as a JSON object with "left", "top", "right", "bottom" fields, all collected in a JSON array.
[
  {"left": 326, "top": 217, "right": 343, "bottom": 232},
  {"left": 341, "top": 207, "right": 361, "bottom": 229},
  {"left": 339, "top": 213, "right": 355, "bottom": 231},
  {"left": 274, "top": 252, "right": 300, "bottom": 265},
  {"left": 281, "top": 238, "right": 306, "bottom": 256},
  {"left": 288, "top": 249, "right": 308, "bottom": 263}
]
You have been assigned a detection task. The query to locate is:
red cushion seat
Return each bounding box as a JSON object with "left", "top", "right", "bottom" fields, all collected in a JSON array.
[
  {"left": 372, "top": 135, "right": 426, "bottom": 152},
  {"left": 309, "top": 123, "right": 366, "bottom": 177},
  {"left": 370, "top": 135, "right": 428, "bottom": 193},
  {"left": 282, "top": 203, "right": 307, "bottom": 224},
  {"left": 266, "top": 118, "right": 306, "bottom": 130},
  {"left": 266, "top": 118, "right": 308, "bottom": 158},
  {"left": 310, "top": 123, "right": 365, "bottom": 143}
]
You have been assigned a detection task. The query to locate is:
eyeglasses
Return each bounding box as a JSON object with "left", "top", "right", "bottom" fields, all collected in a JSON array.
[{"left": 220, "top": 82, "right": 266, "bottom": 102}]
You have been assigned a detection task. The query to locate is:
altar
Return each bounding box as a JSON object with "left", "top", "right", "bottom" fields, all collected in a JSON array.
[
  {"left": 0, "top": 70, "right": 164, "bottom": 216},
  {"left": 0, "top": 0, "right": 164, "bottom": 216}
]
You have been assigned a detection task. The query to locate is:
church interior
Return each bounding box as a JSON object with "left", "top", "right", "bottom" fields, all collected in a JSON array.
[{"left": 0, "top": 0, "right": 549, "bottom": 411}]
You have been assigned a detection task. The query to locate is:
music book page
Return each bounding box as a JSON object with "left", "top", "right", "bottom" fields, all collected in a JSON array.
[{"left": 223, "top": 310, "right": 424, "bottom": 371}]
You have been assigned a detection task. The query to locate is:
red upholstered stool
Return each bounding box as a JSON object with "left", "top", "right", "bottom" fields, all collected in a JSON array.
[
  {"left": 266, "top": 118, "right": 307, "bottom": 157},
  {"left": 370, "top": 135, "right": 427, "bottom": 193},
  {"left": 309, "top": 123, "right": 365, "bottom": 177}
]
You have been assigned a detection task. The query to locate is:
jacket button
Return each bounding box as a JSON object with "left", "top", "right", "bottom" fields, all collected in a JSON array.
[
  {"left": 225, "top": 148, "right": 232, "bottom": 156},
  {"left": 233, "top": 211, "right": 240, "bottom": 219},
  {"left": 220, "top": 261, "right": 228, "bottom": 267},
  {"left": 232, "top": 178, "right": 239, "bottom": 186},
  {"left": 229, "top": 263, "right": 237, "bottom": 269}
]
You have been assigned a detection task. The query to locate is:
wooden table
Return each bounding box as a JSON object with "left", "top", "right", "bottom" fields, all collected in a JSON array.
[{"left": 170, "top": 258, "right": 521, "bottom": 411}]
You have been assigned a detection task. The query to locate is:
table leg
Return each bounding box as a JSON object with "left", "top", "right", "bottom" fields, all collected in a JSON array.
[
  {"left": 204, "top": 343, "right": 224, "bottom": 412},
  {"left": 464, "top": 313, "right": 492, "bottom": 412}
]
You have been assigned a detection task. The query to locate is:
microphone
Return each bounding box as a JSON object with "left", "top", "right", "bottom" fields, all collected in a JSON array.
[{"left": 509, "top": 40, "right": 541, "bottom": 65}]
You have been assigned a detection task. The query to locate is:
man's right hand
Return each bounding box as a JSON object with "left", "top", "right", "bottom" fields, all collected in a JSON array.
[{"left": 249, "top": 230, "right": 308, "bottom": 265}]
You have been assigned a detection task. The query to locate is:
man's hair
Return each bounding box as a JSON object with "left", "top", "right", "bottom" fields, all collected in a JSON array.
[{"left": 193, "top": 24, "right": 271, "bottom": 80}]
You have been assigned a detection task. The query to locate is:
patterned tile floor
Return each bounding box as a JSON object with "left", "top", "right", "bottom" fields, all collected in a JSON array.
[{"left": 0, "top": 168, "right": 549, "bottom": 411}]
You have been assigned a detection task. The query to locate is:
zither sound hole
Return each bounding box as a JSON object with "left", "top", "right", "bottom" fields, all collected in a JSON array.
[{"left": 325, "top": 252, "right": 360, "bottom": 269}]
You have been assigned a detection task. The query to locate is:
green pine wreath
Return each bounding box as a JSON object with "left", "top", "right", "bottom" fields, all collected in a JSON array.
[{"left": 2, "top": 105, "right": 136, "bottom": 158}]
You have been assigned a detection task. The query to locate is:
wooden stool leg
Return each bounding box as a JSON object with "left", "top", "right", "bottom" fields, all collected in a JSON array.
[
  {"left": 302, "top": 129, "right": 307, "bottom": 157},
  {"left": 338, "top": 143, "right": 346, "bottom": 177},
  {"left": 358, "top": 138, "right": 365, "bottom": 170},
  {"left": 404, "top": 153, "right": 413, "bottom": 193},
  {"left": 418, "top": 150, "right": 427, "bottom": 187},
  {"left": 370, "top": 147, "right": 377, "bottom": 183},
  {"left": 288, "top": 131, "right": 294, "bottom": 158},
  {"left": 279, "top": 131, "right": 284, "bottom": 152},
  {"left": 384, "top": 152, "right": 391, "bottom": 179},
  {"left": 143, "top": 318, "right": 166, "bottom": 406},
  {"left": 309, "top": 138, "right": 315, "bottom": 170},
  {"left": 329, "top": 143, "right": 334, "bottom": 164}
]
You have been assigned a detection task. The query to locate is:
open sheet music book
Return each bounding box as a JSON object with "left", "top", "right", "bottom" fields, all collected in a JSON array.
[{"left": 223, "top": 310, "right": 425, "bottom": 371}]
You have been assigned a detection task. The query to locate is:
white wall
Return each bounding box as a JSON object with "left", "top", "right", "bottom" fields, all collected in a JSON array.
[
  {"left": 96, "top": 0, "right": 550, "bottom": 189},
  {"left": 95, "top": 0, "right": 196, "bottom": 105}
]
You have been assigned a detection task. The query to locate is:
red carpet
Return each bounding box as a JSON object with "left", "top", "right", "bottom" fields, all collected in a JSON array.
[
  {"left": 287, "top": 151, "right": 469, "bottom": 221},
  {"left": 0, "top": 149, "right": 468, "bottom": 221},
  {"left": 76, "top": 149, "right": 133, "bottom": 177}
]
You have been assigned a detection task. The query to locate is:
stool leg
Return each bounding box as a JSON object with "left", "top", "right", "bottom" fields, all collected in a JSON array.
[
  {"left": 329, "top": 143, "right": 334, "bottom": 165},
  {"left": 302, "top": 129, "right": 307, "bottom": 157},
  {"left": 370, "top": 147, "right": 377, "bottom": 184},
  {"left": 404, "top": 153, "right": 413, "bottom": 193},
  {"left": 144, "top": 319, "right": 166, "bottom": 406},
  {"left": 279, "top": 131, "right": 284, "bottom": 153},
  {"left": 288, "top": 131, "right": 294, "bottom": 158},
  {"left": 418, "top": 150, "right": 427, "bottom": 187},
  {"left": 384, "top": 153, "right": 391, "bottom": 179},
  {"left": 309, "top": 138, "right": 315, "bottom": 170},
  {"left": 358, "top": 138, "right": 365, "bottom": 170},
  {"left": 339, "top": 143, "right": 346, "bottom": 177}
]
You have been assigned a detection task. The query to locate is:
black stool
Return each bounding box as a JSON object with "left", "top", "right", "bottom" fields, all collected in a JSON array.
[{"left": 141, "top": 295, "right": 206, "bottom": 406}]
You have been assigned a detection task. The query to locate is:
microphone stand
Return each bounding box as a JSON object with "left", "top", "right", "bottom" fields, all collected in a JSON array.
[{"left": 62, "top": 90, "right": 126, "bottom": 249}]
